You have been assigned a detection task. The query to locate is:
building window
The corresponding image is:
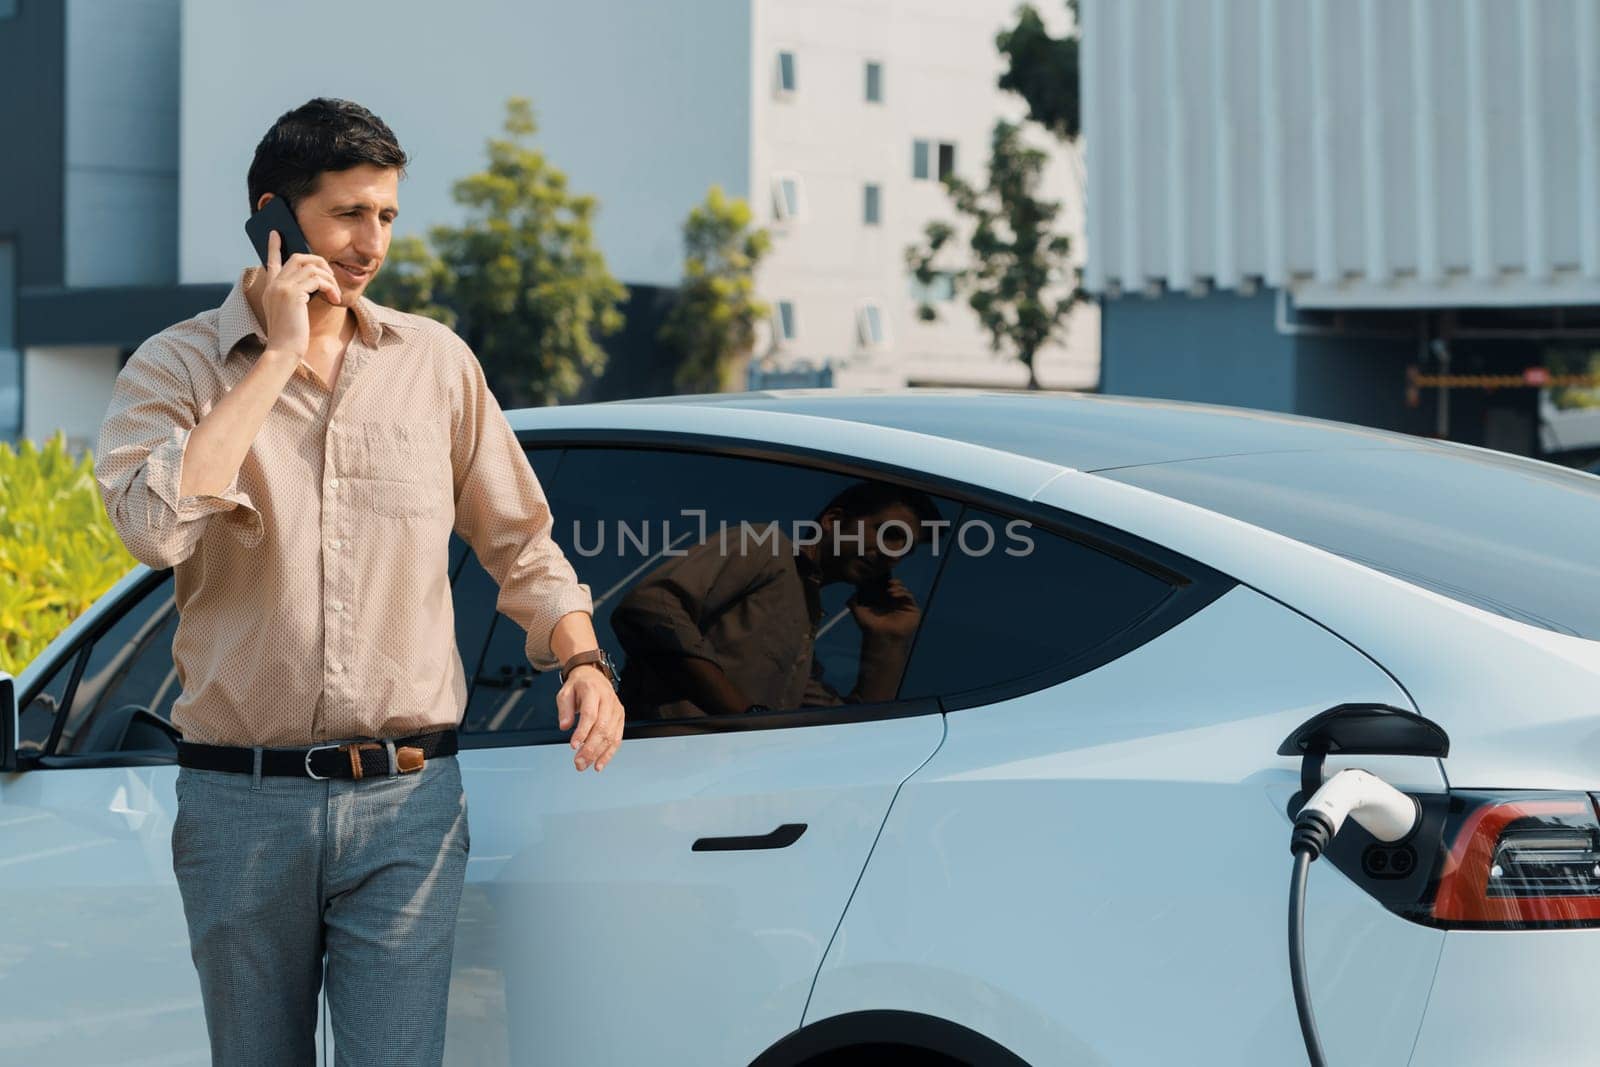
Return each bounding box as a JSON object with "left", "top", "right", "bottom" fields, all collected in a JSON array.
[
  {"left": 913, "top": 141, "right": 955, "bottom": 182},
  {"left": 772, "top": 174, "right": 804, "bottom": 223},
  {"left": 865, "top": 61, "right": 883, "bottom": 103},
  {"left": 857, "top": 303, "right": 887, "bottom": 347},
  {"left": 776, "top": 301, "right": 798, "bottom": 343},
  {"left": 863, "top": 184, "right": 881, "bottom": 226},
  {"left": 777, "top": 50, "right": 797, "bottom": 96},
  {"left": 0, "top": 242, "right": 16, "bottom": 443},
  {"left": 909, "top": 271, "right": 957, "bottom": 304}
]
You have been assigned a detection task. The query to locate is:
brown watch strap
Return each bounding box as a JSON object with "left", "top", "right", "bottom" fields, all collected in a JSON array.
[{"left": 559, "top": 649, "right": 610, "bottom": 683}]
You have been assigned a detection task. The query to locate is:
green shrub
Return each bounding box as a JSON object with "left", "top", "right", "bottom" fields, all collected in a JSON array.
[{"left": 0, "top": 433, "right": 137, "bottom": 676}]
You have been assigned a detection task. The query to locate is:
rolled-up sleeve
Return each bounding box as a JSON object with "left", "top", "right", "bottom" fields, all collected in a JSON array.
[
  {"left": 447, "top": 336, "right": 593, "bottom": 671},
  {"left": 95, "top": 343, "right": 264, "bottom": 569}
]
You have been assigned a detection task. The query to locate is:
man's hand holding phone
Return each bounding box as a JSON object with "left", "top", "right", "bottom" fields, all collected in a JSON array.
[
  {"left": 260, "top": 229, "right": 341, "bottom": 360},
  {"left": 847, "top": 576, "right": 922, "bottom": 641}
]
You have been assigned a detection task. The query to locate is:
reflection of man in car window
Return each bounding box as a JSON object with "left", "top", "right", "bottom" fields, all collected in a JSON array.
[{"left": 611, "top": 482, "right": 940, "bottom": 718}]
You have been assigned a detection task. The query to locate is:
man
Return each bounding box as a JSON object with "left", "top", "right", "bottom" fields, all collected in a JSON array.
[
  {"left": 611, "top": 481, "right": 938, "bottom": 718},
  {"left": 95, "top": 98, "right": 625, "bottom": 1066}
]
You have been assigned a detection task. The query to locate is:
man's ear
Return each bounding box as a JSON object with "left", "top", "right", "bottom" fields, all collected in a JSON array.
[{"left": 255, "top": 192, "right": 275, "bottom": 213}]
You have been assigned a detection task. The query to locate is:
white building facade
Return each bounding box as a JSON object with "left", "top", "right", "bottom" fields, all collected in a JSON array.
[
  {"left": 745, "top": 0, "right": 1096, "bottom": 389},
  {"left": 176, "top": 0, "right": 1096, "bottom": 392}
]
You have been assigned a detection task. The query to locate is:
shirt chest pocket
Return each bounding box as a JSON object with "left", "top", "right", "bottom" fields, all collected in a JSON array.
[{"left": 333, "top": 419, "right": 452, "bottom": 519}]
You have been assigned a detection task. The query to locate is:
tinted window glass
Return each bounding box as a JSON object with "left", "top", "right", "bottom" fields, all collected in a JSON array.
[
  {"left": 57, "top": 576, "right": 180, "bottom": 754},
  {"left": 462, "top": 447, "right": 957, "bottom": 736},
  {"left": 19, "top": 651, "right": 75, "bottom": 757},
  {"left": 901, "top": 507, "right": 1175, "bottom": 700},
  {"left": 453, "top": 448, "right": 562, "bottom": 732},
  {"left": 1104, "top": 449, "right": 1600, "bottom": 639},
  {"left": 462, "top": 609, "right": 558, "bottom": 735},
  {"left": 454, "top": 549, "right": 504, "bottom": 729},
  {"left": 0, "top": 242, "right": 17, "bottom": 442}
]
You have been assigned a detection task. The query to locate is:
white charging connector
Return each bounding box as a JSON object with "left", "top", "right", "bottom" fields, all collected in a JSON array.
[
  {"left": 1295, "top": 768, "right": 1421, "bottom": 851},
  {"left": 1286, "top": 767, "right": 1423, "bottom": 1067}
]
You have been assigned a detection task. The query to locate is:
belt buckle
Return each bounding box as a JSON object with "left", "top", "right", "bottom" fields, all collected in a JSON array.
[{"left": 303, "top": 742, "right": 342, "bottom": 780}]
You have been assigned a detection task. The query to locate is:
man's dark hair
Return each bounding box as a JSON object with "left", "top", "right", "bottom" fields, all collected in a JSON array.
[
  {"left": 819, "top": 481, "right": 942, "bottom": 528},
  {"left": 247, "top": 98, "right": 409, "bottom": 212}
]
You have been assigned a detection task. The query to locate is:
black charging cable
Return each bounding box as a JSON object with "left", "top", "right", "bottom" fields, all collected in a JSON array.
[{"left": 1288, "top": 809, "right": 1336, "bottom": 1067}]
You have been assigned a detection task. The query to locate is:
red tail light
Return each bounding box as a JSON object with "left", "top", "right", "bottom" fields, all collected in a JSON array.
[{"left": 1398, "top": 792, "right": 1600, "bottom": 929}]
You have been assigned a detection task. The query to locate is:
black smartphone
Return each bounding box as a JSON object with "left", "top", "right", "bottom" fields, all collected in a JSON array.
[
  {"left": 852, "top": 570, "right": 898, "bottom": 609},
  {"left": 244, "top": 196, "right": 313, "bottom": 267}
]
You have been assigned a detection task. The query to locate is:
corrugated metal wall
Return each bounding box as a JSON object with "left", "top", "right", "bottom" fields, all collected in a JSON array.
[{"left": 1082, "top": 0, "right": 1600, "bottom": 308}]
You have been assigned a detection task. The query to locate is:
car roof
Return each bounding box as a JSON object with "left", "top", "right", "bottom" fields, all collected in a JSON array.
[{"left": 597, "top": 387, "right": 1438, "bottom": 471}]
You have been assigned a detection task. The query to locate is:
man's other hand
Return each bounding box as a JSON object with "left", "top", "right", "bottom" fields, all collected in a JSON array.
[
  {"left": 848, "top": 577, "right": 922, "bottom": 641},
  {"left": 556, "top": 666, "right": 625, "bottom": 772}
]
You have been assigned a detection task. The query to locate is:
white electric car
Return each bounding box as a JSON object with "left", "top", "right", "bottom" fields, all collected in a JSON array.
[{"left": 4, "top": 389, "right": 1599, "bottom": 1066}]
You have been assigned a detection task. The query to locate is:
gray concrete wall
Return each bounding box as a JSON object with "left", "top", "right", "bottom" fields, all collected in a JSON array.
[
  {"left": 64, "top": 0, "right": 180, "bottom": 287},
  {"left": 0, "top": 1, "right": 65, "bottom": 287},
  {"left": 1102, "top": 287, "right": 1428, "bottom": 435},
  {"left": 1293, "top": 331, "right": 1419, "bottom": 431},
  {"left": 22, "top": 344, "right": 121, "bottom": 451},
  {"left": 1100, "top": 289, "right": 1296, "bottom": 412}
]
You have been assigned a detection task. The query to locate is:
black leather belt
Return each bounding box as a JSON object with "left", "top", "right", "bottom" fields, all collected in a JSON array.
[{"left": 177, "top": 728, "right": 458, "bottom": 780}]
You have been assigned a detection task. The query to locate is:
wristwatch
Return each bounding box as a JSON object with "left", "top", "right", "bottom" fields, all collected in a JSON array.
[{"left": 558, "top": 648, "right": 619, "bottom": 691}]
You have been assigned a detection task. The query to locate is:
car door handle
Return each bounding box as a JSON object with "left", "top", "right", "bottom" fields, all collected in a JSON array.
[{"left": 692, "top": 823, "right": 807, "bottom": 852}]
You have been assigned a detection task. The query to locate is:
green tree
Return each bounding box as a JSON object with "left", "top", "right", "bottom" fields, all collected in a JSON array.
[
  {"left": 369, "top": 234, "right": 455, "bottom": 329},
  {"left": 367, "top": 99, "right": 625, "bottom": 407},
  {"left": 906, "top": 120, "right": 1077, "bottom": 390},
  {"left": 997, "top": 2, "right": 1081, "bottom": 142},
  {"left": 0, "top": 433, "right": 136, "bottom": 674},
  {"left": 659, "top": 186, "right": 772, "bottom": 394}
]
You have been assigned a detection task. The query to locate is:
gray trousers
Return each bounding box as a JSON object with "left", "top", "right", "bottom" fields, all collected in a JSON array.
[{"left": 172, "top": 752, "right": 470, "bottom": 1066}]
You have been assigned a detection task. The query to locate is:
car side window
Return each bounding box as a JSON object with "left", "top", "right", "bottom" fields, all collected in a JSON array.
[
  {"left": 459, "top": 446, "right": 958, "bottom": 740},
  {"left": 452, "top": 448, "right": 564, "bottom": 733},
  {"left": 52, "top": 575, "right": 181, "bottom": 756},
  {"left": 18, "top": 652, "right": 75, "bottom": 757},
  {"left": 449, "top": 531, "right": 470, "bottom": 579},
  {"left": 899, "top": 506, "right": 1178, "bottom": 704}
]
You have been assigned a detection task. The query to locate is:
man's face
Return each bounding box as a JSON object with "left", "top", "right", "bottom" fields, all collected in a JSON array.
[
  {"left": 260, "top": 163, "right": 399, "bottom": 307},
  {"left": 824, "top": 503, "right": 922, "bottom": 585}
]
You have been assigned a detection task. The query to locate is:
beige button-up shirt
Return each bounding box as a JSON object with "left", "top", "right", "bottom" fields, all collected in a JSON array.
[{"left": 95, "top": 268, "right": 593, "bottom": 747}]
